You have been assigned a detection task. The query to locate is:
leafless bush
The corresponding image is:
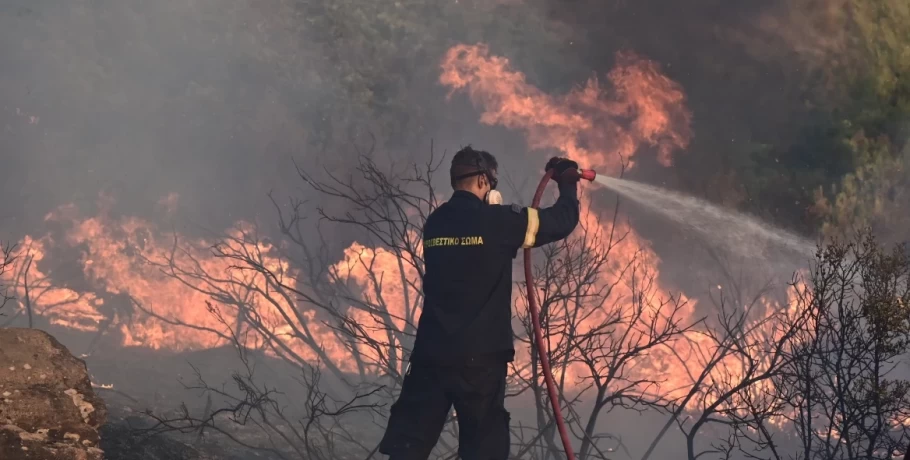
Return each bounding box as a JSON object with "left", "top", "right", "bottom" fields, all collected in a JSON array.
[
  {"left": 639, "top": 230, "right": 910, "bottom": 460},
  {"left": 771, "top": 232, "right": 910, "bottom": 460},
  {"left": 139, "top": 301, "right": 384, "bottom": 460},
  {"left": 129, "top": 149, "right": 442, "bottom": 457},
  {"left": 512, "top": 203, "right": 699, "bottom": 460},
  {"left": 670, "top": 285, "right": 810, "bottom": 460}
]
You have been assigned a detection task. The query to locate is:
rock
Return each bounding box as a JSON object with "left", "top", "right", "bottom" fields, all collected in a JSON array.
[{"left": 0, "top": 328, "right": 107, "bottom": 460}]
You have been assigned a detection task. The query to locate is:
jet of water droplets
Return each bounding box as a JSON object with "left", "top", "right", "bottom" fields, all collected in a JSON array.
[{"left": 594, "top": 175, "right": 816, "bottom": 264}]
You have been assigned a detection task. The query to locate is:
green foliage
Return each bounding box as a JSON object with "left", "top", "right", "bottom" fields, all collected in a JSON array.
[
  {"left": 718, "top": 116, "right": 857, "bottom": 233},
  {"left": 731, "top": 0, "right": 910, "bottom": 236},
  {"left": 850, "top": 0, "right": 910, "bottom": 103},
  {"left": 813, "top": 135, "right": 909, "bottom": 243},
  {"left": 833, "top": 0, "right": 910, "bottom": 152},
  {"left": 807, "top": 0, "right": 910, "bottom": 236}
]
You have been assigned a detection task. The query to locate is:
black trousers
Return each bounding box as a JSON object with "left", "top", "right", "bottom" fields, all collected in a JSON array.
[{"left": 378, "top": 361, "right": 511, "bottom": 460}]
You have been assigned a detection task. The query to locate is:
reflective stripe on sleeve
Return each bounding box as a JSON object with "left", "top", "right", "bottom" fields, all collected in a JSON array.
[{"left": 521, "top": 208, "right": 540, "bottom": 249}]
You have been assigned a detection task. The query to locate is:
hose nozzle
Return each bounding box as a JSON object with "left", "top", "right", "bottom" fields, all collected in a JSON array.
[{"left": 562, "top": 168, "right": 596, "bottom": 182}]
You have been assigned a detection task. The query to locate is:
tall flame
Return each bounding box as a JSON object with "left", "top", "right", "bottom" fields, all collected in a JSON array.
[{"left": 440, "top": 43, "right": 693, "bottom": 172}]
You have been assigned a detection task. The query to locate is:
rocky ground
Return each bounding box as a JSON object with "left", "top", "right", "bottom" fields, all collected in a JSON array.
[
  {"left": 0, "top": 327, "right": 107, "bottom": 459},
  {"left": 0, "top": 328, "right": 292, "bottom": 460}
]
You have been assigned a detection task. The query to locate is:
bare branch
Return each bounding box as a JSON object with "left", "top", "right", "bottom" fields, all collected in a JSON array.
[{"left": 0, "top": 241, "right": 17, "bottom": 316}]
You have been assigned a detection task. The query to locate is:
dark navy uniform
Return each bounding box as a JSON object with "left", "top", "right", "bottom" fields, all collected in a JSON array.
[{"left": 379, "top": 178, "right": 580, "bottom": 460}]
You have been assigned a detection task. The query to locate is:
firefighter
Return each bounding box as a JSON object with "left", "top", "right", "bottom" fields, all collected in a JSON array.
[{"left": 378, "top": 146, "right": 581, "bottom": 460}]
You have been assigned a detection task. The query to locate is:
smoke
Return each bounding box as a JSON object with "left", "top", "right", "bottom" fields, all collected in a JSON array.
[
  {"left": 0, "top": 1, "right": 878, "bottom": 458},
  {"left": 516, "top": 0, "right": 873, "bottom": 299},
  {"left": 2, "top": 0, "right": 311, "bottom": 231},
  {"left": 537, "top": 0, "right": 854, "bottom": 167},
  {"left": 735, "top": 0, "right": 850, "bottom": 65},
  {"left": 2, "top": 0, "right": 848, "bottom": 239},
  {"left": 0, "top": 0, "right": 545, "bottom": 236}
]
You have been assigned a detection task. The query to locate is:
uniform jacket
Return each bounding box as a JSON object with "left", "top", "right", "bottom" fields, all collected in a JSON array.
[{"left": 409, "top": 182, "right": 580, "bottom": 365}]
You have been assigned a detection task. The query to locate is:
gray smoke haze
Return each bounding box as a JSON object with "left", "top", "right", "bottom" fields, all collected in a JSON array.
[
  {"left": 0, "top": 0, "right": 567, "bottom": 239},
  {"left": 2, "top": 0, "right": 314, "bottom": 230},
  {"left": 0, "top": 0, "right": 839, "bottom": 242},
  {"left": 0, "top": 1, "right": 852, "bottom": 458}
]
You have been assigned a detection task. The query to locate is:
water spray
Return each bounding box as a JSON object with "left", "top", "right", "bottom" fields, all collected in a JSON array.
[
  {"left": 592, "top": 175, "right": 815, "bottom": 263},
  {"left": 525, "top": 166, "right": 596, "bottom": 460}
]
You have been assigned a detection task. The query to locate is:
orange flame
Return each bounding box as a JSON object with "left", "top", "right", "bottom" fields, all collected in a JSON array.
[
  {"left": 330, "top": 238, "right": 423, "bottom": 375},
  {"left": 440, "top": 43, "right": 692, "bottom": 173},
  {"left": 2, "top": 203, "right": 354, "bottom": 372},
  {"left": 4, "top": 234, "right": 105, "bottom": 331}
]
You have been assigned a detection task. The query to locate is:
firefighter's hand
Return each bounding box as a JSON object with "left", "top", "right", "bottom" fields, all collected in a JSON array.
[{"left": 545, "top": 157, "right": 580, "bottom": 184}]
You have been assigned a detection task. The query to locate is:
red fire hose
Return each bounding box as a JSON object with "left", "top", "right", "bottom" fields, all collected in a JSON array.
[{"left": 524, "top": 167, "right": 595, "bottom": 460}]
